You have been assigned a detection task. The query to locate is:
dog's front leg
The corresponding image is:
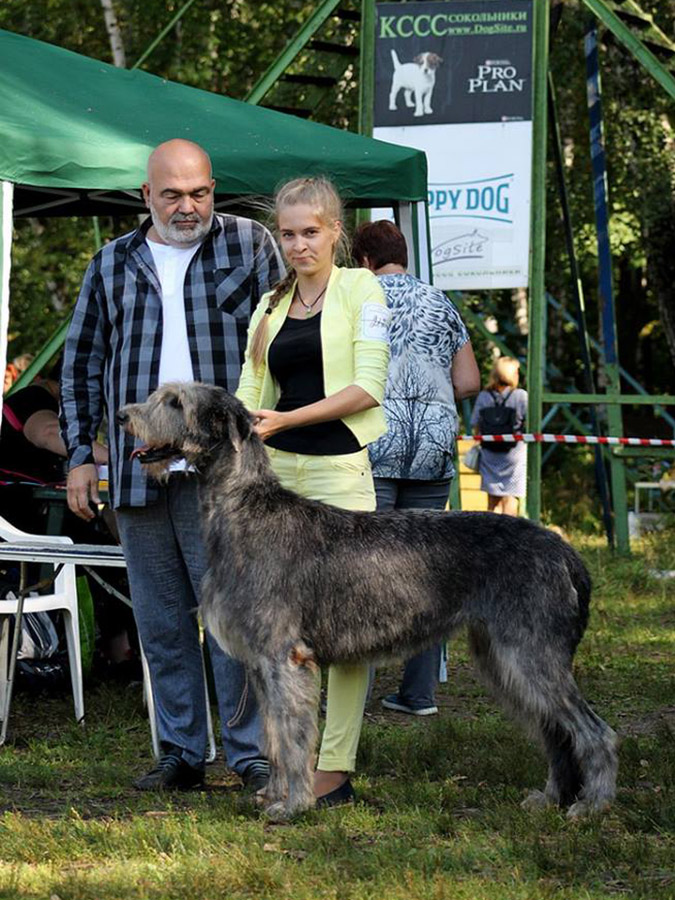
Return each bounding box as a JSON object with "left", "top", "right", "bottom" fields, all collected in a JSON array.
[
  {"left": 404, "top": 88, "right": 416, "bottom": 109},
  {"left": 251, "top": 644, "right": 320, "bottom": 821}
]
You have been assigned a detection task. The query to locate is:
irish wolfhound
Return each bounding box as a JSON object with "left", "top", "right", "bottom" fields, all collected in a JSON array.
[{"left": 118, "top": 382, "right": 618, "bottom": 821}]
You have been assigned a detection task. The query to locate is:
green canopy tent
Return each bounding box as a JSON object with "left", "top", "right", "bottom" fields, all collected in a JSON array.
[{"left": 0, "top": 27, "right": 429, "bottom": 396}]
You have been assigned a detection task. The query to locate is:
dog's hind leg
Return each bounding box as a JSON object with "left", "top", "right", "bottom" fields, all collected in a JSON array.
[
  {"left": 558, "top": 695, "right": 618, "bottom": 819},
  {"left": 249, "top": 643, "right": 320, "bottom": 822},
  {"left": 467, "top": 622, "right": 617, "bottom": 816},
  {"left": 523, "top": 721, "right": 583, "bottom": 810}
]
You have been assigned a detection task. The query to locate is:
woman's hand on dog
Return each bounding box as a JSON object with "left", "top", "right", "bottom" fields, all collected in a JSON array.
[{"left": 250, "top": 409, "right": 288, "bottom": 441}]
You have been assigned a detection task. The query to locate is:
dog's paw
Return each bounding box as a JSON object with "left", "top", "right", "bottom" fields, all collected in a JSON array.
[
  {"left": 521, "top": 790, "right": 555, "bottom": 811},
  {"left": 263, "top": 801, "right": 294, "bottom": 822},
  {"left": 566, "top": 798, "right": 611, "bottom": 820}
]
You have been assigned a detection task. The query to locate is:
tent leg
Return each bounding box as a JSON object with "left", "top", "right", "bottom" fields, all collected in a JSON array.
[{"left": 0, "top": 181, "right": 14, "bottom": 423}]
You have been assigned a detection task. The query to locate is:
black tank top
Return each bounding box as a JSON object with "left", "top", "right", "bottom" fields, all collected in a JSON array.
[{"left": 266, "top": 312, "right": 361, "bottom": 455}]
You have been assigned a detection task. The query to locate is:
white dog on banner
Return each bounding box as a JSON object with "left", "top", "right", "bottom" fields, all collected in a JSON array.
[{"left": 389, "top": 49, "right": 443, "bottom": 117}]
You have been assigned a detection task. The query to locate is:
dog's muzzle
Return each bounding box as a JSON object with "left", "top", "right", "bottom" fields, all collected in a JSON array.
[{"left": 129, "top": 444, "right": 180, "bottom": 464}]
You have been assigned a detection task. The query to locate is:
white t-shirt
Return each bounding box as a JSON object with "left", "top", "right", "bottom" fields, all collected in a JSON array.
[
  {"left": 148, "top": 239, "right": 201, "bottom": 471},
  {"left": 147, "top": 239, "right": 200, "bottom": 385}
]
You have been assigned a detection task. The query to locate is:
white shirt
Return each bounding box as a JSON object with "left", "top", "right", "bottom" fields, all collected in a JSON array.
[
  {"left": 147, "top": 239, "right": 200, "bottom": 385},
  {"left": 148, "top": 239, "right": 200, "bottom": 471}
]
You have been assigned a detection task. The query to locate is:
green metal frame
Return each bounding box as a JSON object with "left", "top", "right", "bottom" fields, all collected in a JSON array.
[
  {"left": 357, "top": 0, "right": 375, "bottom": 137},
  {"left": 525, "top": 0, "right": 550, "bottom": 523},
  {"left": 245, "top": 0, "right": 344, "bottom": 105},
  {"left": 582, "top": 0, "right": 675, "bottom": 99}
]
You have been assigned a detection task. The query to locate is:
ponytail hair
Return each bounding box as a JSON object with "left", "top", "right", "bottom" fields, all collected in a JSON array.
[{"left": 249, "top": 175, "right": 348, "bottom": 370}]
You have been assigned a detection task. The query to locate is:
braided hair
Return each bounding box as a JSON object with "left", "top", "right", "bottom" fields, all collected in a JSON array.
[{"left": 249, "top": 177, "right": 347, "bottom": 369}]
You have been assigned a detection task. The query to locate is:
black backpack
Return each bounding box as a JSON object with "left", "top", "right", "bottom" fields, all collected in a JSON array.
[{"left": 478, "top": 390, "right": 516, "bottom": 452}]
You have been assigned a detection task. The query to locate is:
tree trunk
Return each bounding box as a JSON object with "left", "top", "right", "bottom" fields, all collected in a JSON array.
[
  {"left": 512, "top": 287, "right": 529, "bottom": 336},
  {"left": 99, "top": 0, "right": 126, "bottom": 68}
]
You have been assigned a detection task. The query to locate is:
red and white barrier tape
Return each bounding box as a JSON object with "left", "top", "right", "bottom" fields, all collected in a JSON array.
[{"left": 461, "top": 433, "right": 675, "bottom": 447}]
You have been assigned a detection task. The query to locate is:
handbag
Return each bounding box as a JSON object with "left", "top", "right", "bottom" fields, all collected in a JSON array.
[{"left": 462, "top": 443, "right": 481, "bottom": 472}]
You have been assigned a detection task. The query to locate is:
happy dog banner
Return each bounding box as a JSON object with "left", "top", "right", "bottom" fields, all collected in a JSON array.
[{"left": 373, "top": 1, "right": 534, "bottom": 290}]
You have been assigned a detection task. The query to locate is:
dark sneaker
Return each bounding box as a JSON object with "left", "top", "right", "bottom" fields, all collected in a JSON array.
[
  {"left": 316, "top": 778, "right": 355, "bottom": 809},
  {"left": 241, "top": 760, "right": 270, "bottom": 792},
  {"left": 134, "top": 753, "right": 205, "bottom": 791},
  {"left": 381, "top": 693, "right": 438, "bottom": 716}
]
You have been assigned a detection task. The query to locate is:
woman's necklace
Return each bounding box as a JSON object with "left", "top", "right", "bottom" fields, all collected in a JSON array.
[{"left": 295, "top": 282, "right": 328, "bottom": 318}]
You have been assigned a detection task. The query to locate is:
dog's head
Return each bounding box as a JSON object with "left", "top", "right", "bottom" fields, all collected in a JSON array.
[
  {"left": 117, "top": 382, "right": 253, "bottom": 479},
  {"left": 414, "top": 52, "right": 443, "bottom": 75}
]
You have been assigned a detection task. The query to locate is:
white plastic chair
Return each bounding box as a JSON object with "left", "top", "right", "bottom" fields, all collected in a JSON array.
[
  {"left": 0, "top": 513, "right": 216, "bottom": 761},
  {"left": 0, "top": 514, "right": 83, "bottom": 742}
]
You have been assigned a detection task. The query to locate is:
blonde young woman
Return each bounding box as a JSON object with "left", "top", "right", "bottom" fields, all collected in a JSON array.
[
  {"left": 236, "top": 177, "right": 390, "bottom": 808},
  {"left": 470, "top": 356, "right": 528, "bottom": 516}
]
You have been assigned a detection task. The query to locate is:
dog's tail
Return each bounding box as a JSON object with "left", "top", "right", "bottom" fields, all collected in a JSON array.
[
  {"left": 562, "top": 540, "right": 592, "bottom": 643},
  {"left": 390, "top": 49, "right": 401, "bottom": 69}
]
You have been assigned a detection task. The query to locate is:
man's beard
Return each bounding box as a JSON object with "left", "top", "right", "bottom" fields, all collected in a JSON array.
[{"left": 149, "top": 203, "right": 213, "bottom": 246}]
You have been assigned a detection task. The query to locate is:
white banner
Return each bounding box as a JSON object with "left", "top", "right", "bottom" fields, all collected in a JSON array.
[
  {"left": 375, "top": 121, "right": 532, "bottom": 289},
  {"left": 373, "top": 1, "right": 533, "bottom": 290}
]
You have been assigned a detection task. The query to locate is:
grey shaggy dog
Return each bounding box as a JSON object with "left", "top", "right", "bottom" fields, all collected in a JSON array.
[{"left": 118, "top": 382, "right": 618, "bottom": 822}]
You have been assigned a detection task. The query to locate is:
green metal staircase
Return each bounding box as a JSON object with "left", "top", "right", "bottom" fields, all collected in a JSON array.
[
  {"left": 601, "top": 1, "right": 675, "bottom": 70},
  {"left": 583, "top": 0, "right": 675, "bottom": 98},
  {"left": 245, "top": 0, "right": 364, "bottom": 122}
]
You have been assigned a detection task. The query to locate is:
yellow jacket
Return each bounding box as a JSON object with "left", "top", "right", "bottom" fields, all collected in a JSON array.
[{"left": 236, "top": 266, "right": 391, "bottom": 447}]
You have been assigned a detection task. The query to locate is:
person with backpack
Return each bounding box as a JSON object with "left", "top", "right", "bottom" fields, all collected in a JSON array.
[{"left": 471, "top": 356, "right": 528, "bottom": 516}]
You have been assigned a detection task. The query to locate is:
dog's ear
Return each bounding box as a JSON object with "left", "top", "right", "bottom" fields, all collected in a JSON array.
[
  {"left": 226, "top": 407, "right": 252, "bottom": 454},
  {"left": 431, "top": 54, "right": 443, "bottom": 66},
  {"left": 414, "top": 53, "right": 424, "bottom": 64}
]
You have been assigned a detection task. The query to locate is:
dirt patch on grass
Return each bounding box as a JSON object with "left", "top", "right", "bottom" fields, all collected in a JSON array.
[{"left": 616, "top": 705, "right": 675, "bottom": 737}]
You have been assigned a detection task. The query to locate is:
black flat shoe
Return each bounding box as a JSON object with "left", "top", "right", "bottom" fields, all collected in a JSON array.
[
  {"left": 315, "top": 778, "right": 355, "bottom": 809},
  {"left": 134, "top": 753, "right": 205, "bottom": 791}
]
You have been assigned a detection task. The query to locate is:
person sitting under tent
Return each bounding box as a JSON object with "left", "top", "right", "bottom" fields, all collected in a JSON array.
[{"left": 0, "top": 361, "right": 139, "bottom": 681}]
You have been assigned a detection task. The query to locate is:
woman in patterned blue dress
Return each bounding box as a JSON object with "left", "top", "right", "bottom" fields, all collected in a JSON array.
[{"left": 353, "top": 220, "right": 480, "bottom": 717}]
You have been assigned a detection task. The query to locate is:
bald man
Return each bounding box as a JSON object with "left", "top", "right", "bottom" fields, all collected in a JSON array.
[{"left": 61, "top": 139, "right": 284, "bottom": 791}]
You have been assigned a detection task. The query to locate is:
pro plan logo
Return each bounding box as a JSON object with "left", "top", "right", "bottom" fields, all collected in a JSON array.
[{"left": 468, "top": 59, "right": 526, "bottom": 94}]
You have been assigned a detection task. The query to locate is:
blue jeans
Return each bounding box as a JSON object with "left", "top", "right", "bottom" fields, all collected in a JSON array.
[
  {"left": 115, "top": 475, "right": 265, "bottom": 773},
  {"left": 373, "top": 478, "right": 450, "bottom": 709}
]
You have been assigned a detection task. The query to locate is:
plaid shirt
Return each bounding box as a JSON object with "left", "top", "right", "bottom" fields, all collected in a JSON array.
[{"left": 60, "top": 214, "right": 284, "bottom": 508}]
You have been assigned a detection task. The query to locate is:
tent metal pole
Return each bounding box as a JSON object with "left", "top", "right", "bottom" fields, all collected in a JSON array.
[
  {"left": 0, "top": 181, "right": 13, "bottom": 419},
  {"left": 525, "top": 0, "right": 550, "bottom": 522}
]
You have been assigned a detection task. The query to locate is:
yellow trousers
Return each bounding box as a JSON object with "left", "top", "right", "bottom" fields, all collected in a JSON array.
[{"left": 266, "top": 445, "right": 375, "bottom": 772}]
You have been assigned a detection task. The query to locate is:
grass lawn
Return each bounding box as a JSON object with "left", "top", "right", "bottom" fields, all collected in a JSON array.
[{"left": 0, "top": 530, "right": 673, "bottom": 900}]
